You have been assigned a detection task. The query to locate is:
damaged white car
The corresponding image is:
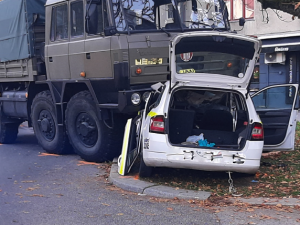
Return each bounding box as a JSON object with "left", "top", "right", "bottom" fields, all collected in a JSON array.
[{"left": 118, "top": 32, "right": 299, "bottom": 177}]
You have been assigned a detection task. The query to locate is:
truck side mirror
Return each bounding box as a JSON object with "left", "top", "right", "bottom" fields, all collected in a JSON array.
[
  {"left": 239, "top": 17, "right": 245, "bottom": 26},
  {"left": 85, "top": 4, "right": 98, "bottom": 34},
  {"left": 104, "top": 26, "right": 117, "bottom": 36}
]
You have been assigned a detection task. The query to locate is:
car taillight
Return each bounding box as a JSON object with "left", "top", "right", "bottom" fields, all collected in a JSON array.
[
  {"left": 251, "top": 123, "right": 264, "bottom": 140},
  {"left": 150, "top": 116, "right": 165, "bottom": 133}
]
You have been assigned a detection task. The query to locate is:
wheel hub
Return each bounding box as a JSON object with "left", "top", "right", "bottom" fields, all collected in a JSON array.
[
  {"left": 38, "top": 110, "right": 55, "bottom": 141},
  {"left": 76, "top": 113, "right": 98, "bottom": 147},
  {"left": 41, "top": 118, "right": 50, "bottom": 132}
]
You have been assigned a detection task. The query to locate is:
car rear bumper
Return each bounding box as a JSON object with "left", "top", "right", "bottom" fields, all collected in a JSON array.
[{"left": 142, "top": 133, "right": 264, "bottom": 174}]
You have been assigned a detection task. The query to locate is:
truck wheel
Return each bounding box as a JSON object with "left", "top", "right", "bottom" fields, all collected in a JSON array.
[
  {"left": 0, "top": 121, "right": 20, "bottom": 144},
  {"left": 139, "top": 153, "right": 153, "bottom": 177},
  {"left": 65, "top": 91, "right": 126, "bottom": 162},
  {"left": 31, "top": 91, "right": 72, "bottom": 154}
]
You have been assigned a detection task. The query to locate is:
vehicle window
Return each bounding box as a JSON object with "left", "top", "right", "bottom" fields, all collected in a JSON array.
[
  {"left": 252, "top": 86, "right": 296, "bottom": 110},
  {"left": 112, "top": 0, "right": 156, "bottom": 31},
  {"left": 71, "top": 1, "right": 84, "bottom": 37},
  {"left": 152, "top": 85, "right": 166, "bottom": 109},
  {"left": 175, "top": 51, "right": 249, "bottom": 77},
  {"left": 50, "top": 7, "right": 56, "bottom": 41},
  {"left": 112, "top": 0, "right": 228, "bottom": 33},
  {"left": 178, "top": 0, "right": 226, "bottom": 29},
  {"left": 86, "top": 1, "right": 109, "bottom": 34},
  {"left": 50, "top": 4, "right": 68, "bottom": 41},
  {"left": 97, "top": 1, "right": 109, "bottom": 33}
]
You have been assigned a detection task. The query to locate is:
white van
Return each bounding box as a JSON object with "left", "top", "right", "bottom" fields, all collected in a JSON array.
[{"left": 118, "top": 32, "right": 299, "bottom": 177}]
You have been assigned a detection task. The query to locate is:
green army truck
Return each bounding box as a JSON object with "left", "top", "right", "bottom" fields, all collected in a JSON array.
[{"left": 0, "top": 0, "right": 234, "bottom": 162}]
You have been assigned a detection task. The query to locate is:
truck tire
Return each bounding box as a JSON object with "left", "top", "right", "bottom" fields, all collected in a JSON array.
[
  {"left": 31, "top": 91, "right": 72, "bottom": 154},
  {"left": 0, "top": 121, "right": 20, "bottom": 144},
  {"left": 65, "top": 91, "right": 126, "bottom": 162}
]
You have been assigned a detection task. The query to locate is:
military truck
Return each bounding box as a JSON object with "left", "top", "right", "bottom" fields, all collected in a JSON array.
[{"left": 0, "top": 0, "right": 233, "bottom": 162}]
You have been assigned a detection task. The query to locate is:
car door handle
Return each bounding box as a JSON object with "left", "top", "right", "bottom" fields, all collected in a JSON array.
[
  {"left": 86, "top": 53, "right": 90, "bottom": 59},
  {"left": 49, "top": 57, "right": 53, "bottom": 62}
]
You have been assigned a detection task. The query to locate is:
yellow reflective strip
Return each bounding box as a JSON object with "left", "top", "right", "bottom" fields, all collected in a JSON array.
[
  {"left": 119, "top": 119, "right": 132, "bottom": 175},
  {"left": 148, "top": 111, "right": 157, "bottom": 118}
]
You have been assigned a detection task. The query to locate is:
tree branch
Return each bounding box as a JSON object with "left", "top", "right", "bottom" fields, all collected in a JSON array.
[{"left": 257, "top": 0, "right": 300, "bottom": 17}]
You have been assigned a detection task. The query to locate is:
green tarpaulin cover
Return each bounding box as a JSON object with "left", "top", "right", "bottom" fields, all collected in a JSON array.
[{"left": 0, "top": 0, "right": 46, "bottom": 62}]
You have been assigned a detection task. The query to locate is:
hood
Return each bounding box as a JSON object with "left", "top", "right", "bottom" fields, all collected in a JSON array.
[{"left": 170, "top": 32, "right": 261, "bottom": 90}]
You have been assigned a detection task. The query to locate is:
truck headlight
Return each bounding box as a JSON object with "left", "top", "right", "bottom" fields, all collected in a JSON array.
[{"left": 131, "top": 93, "right": 141, "bottom": 105}]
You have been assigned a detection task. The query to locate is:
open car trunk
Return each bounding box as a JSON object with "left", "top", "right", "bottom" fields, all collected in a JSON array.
[{"left": 168, "top": 88, "right": 251, "bottom": 150}]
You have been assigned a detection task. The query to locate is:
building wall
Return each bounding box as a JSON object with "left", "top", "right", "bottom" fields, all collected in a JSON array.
[
  {"left": 229, "top": 0, "right": 300, "bottom": 93},
  {"left": 230, "top": 2, "right": 300, "bottom": 36}
]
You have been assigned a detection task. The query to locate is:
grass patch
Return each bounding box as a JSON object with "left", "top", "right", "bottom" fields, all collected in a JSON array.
[{"left": 140, "top": 122, "right": 300, "bottom": 197}]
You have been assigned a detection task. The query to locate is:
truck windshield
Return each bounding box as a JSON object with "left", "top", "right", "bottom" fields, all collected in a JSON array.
[{"left": 113, "top": 0, "right": 229, "bottom": 33}]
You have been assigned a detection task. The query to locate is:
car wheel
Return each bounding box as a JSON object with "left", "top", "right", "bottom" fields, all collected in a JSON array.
[
  {"left": 31, "top": 91, "right": 72, "bottom": 154},
  {"left": 65, "top": 91, "right": 126, "bottom": 162}
]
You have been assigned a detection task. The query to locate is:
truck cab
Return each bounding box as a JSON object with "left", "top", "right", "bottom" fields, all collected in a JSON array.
[
  {"left": 0, "top": 0, "right": 235, "bottom": 163},
  {"left": 45, "top": 0, "right": 231, "bottom": 113}
]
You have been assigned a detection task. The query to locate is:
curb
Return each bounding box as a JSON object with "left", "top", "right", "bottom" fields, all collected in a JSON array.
[
  {"left": 236, "top": 197, "right": 300, "bottom": 206},
  {"left": 109, "top": 160, "right": 300, "bottom": 205},
  {"left": 108, "top": 162, "right": 211, "bottom": 200}
]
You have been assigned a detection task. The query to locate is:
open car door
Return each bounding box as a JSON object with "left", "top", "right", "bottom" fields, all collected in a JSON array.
[
  {"left": 251, "top": 84, "right": 299, "bottom": 151},
  {"left": 118, "top": 92, "right": 155, "bottom": 176}
]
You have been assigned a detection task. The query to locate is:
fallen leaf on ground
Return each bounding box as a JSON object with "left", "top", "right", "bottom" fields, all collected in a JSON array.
[
  {"left": 116, "top": 213, "right": 124, "bottom": 216},
  {"left": 26, "top": 187, "right": 39, "bottom": 191},
  {"left": 29, "top": 194, "right": 44, "bottom": 197},
  {"left": 77, "top": 161, "right": 100, "bottom": 166},
  {"left": 167, "top": 207, "right": 173, "bottom": 211},
  {"left": 38, "top": 153, "right": 60, "bottom": 157},
  {"left": 21, "top": 181, "right": 35, "bottom": 183},
  {"left": 134, "top": 174, "right": 139, "bottom": 180},
  {"left": 260, "top": 214, "right": 273, "bottom": 220}
]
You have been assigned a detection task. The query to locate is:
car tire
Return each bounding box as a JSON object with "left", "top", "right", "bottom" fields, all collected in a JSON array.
[
  {"left": 31, "top": 91, "right": 72, "bottom": 154},
  {"left": 139, "top": 153, "right": 153, "bottom": 177},
  {"left": 65, "top": 91, "right": 126, "bottom": 162}
]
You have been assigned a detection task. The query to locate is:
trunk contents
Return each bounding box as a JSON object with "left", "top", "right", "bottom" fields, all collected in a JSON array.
[{"left": 168, "top": 89, "right": 249, "bottom": 150}]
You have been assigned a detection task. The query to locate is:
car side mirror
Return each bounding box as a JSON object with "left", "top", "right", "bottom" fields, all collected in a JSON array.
[{"left": 239, "top": 17, "right": 245, "bottom": 26}]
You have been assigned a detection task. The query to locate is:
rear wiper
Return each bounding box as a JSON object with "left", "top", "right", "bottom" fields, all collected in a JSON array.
[{"left": 160, "top": 28, "right": 171, "bottom": 37}]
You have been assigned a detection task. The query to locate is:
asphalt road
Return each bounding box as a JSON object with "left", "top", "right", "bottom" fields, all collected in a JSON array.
[
  {"left": 0, "top": 126, "right": 217, "bottom": 225},
  {"left": 1, "top": 126, "right": 300, "bottom": 225}
]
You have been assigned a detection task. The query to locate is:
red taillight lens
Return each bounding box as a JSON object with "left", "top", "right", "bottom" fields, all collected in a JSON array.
[
  {"left": 251, "top": 123, "right": 264, "bottom": 140},
  {"left": 150, "top": 116, "right": 165, "bottom": 133}
]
